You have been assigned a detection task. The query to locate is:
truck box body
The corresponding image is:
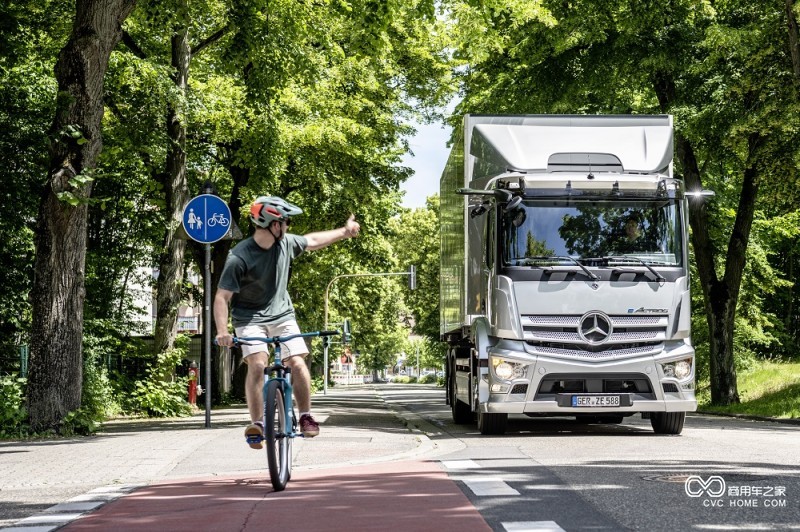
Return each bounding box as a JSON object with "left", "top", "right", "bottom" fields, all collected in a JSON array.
[{"left": 440, "top": 115, "right": 697, "bottom": 435}]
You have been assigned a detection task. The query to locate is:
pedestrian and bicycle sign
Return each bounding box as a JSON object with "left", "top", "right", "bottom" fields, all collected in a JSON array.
[{"left": 182, "top": 194, "right": 232, "bottom": 244}]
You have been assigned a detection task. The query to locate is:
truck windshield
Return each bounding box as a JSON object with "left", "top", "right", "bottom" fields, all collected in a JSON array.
[{"left": 501, "top": 199, "right": 683, "bottom": 267}]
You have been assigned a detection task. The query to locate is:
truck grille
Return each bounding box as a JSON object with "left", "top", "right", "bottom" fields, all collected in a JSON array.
[{"left": 522, "top": 314, "right": 667, "bottom": 360}]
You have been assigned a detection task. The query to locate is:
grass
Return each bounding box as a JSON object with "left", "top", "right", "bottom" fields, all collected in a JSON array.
[{"left": 697, "top": 361, "right": 800, "bottom": 419}]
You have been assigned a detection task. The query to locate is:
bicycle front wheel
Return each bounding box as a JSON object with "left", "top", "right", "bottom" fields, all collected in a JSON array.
[{"left": 264, "top": 379, "right": 291, "bottom": 491}]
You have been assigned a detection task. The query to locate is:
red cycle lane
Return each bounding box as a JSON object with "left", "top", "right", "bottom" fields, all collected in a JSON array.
[{"left": 61, "top": 459, "right": 491, "bottom": 532}]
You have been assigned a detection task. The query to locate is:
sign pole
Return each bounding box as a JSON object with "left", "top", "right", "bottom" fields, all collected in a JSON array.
[{"left": 204, "top": 241, "right": 212, "bottom": 428}]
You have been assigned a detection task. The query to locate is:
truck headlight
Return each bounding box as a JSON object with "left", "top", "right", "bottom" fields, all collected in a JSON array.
[
  {"left": 661, "top": 358, "right": 693, "bottom": 380},
  {"left": 675, "top": 360, "right": 692, "bottom": 380},
  {"left": 491, "top": 358, "right": 526, "bottom": 381}
]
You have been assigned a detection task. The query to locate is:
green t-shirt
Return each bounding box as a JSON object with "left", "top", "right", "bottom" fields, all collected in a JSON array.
[{"left": 218, "top": 233, "right": 308, "bottom": 327}]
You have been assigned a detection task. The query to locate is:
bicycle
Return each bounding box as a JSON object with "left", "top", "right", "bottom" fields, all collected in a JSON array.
[{"left": 230, "top": 330, "right": 339, "bottom": 491}]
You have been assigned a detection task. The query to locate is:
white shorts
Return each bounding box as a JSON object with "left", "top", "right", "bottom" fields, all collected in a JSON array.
[{"left": 235, "top": 320, "right": 310, "bottom": 360}]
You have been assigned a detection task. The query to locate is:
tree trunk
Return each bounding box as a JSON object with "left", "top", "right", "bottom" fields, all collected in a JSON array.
[
  {"left": 28, "top": 0, "right": 136, "bottom": 432},
  {"left": 153, "top": 15, "right": 190, "bottom": 356},
  {"left": 707, "top": 284, "right": 739, "bottom": 404}
]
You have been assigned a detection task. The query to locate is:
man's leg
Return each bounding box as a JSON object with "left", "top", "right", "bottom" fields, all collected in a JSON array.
[
  {"left": 244, "top": 352, "right": 269, "bottom": 421},
  {"left": 285, "top": 355, "right": 311, "bottom": 412},
  {"left": 285, "top": 355, "right": 319, "bottom": 437}
]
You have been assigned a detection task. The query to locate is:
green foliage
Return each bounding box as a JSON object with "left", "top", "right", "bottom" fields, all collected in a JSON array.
[
  {"left": 80, "top": 332, "right": 124, "bottom": 420},
  {"left": 392, "top": 375, "right": 418, "bottom": 384},
  {"left": 387, "top": 197, "right": 441, "bottom": 341},
  {"left": 59, "top": 406, "right": 101, "bottom": 436},
  {"left": 129, "top": 336, "right": 193, "bottom": 418},
  {"left": 0, "top": 376, "right": 29, "bottom": 437},
  {"left": 310, "top": 376, "right": 325, "bottom": 395},
  {"left": 0, "top": 0, "right": 67, "bottom": 347}
]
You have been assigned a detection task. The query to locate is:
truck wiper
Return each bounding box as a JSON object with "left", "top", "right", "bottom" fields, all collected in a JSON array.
[
  {"left": 584, "top": 255, "right": 666, "bottom": 285},
  {"left": 515, "top": 255, "right": 599, "bottom": 281}
]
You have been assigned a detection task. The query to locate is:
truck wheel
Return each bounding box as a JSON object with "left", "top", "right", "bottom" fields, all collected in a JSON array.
[
  {"left": 650, "top": 412, "right": 685, "bottom": 434},
  {"left": 450, "top": 375, "right": 473, "bottom": 424},
  {"left": 477, "top": 412, "right": 508, "bottom": 435}
]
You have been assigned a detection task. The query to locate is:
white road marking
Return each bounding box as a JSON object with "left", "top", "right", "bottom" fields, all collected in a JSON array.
[
  {"left": 442, "top": 459, "right": 482, "bottom": 469},
  {"left": 463, "top": 478, "right": 520, "bottom": 496},
  {"left": 502, "top": 521, "right": 566, "bottom": 532}
]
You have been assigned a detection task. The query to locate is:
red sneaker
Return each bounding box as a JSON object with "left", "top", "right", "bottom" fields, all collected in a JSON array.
[{"left": 299, "top": 414, "right": 320, "bottom": 437}]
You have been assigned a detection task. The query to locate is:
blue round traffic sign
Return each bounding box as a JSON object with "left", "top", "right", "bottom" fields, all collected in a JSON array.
[{"left": 182, "top": 194, "right": 232, "bottom": 244}]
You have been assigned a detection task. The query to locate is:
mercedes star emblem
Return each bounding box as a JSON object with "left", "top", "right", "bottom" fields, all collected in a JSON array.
[{"left": 578, "top": 312, "right": 612, "bottom": 344}]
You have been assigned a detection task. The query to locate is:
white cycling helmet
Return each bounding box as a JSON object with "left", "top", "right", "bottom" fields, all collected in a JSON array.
[{"left": 249, "top": 196, "right": 303, "bottom": 228}]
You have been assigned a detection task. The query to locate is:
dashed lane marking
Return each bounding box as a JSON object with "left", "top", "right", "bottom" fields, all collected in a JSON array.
[
  {"left": 441, "top": 459, "right": 520, "bottom": 496},
  {"left": 462, "top": 478, "right": 521, "bottom": 496},
  {"left": 502, "top": 521, "right": 566, "bottom": 532}
]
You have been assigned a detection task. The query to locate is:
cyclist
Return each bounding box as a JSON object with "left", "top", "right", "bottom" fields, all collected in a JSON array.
[{"left": 214, "top": 196, "right": 360, "bottom": 448}]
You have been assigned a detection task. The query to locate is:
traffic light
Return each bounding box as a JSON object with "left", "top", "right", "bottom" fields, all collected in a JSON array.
[
  {"left": 342, "top": 318, "right": 352, "bottom": 344},
  {"left": 408, "top": 264, "right": 417, "bottom": 290}
]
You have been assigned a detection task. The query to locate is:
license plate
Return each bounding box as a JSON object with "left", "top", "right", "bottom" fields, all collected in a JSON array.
[{"left": 571, "top": 395, "right": 621, "bottom": 407}]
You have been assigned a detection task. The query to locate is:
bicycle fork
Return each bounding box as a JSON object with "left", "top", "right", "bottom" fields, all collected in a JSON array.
[{"left": 264, "top": 365, "right": 300, "bottom": 440}]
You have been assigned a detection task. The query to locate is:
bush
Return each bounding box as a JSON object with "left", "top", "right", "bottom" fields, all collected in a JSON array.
[
  {"left": 129, "top": 337, "right": 192, "bottom": 418},
  {"left": 311, "top": 376, "right": 326, "bottom": 395},
  {"left": 0, "top": 375, "right": 29, "bottom": 437},
  {"left": 63, "top": 333, "right": 125, "bottom": 434},
  {"left": 418, "top": 373, "right": 438, "bottom": 384}
]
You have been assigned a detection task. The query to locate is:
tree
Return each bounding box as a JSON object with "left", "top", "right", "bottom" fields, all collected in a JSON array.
[
  {"left": 387, "top": 196, "right": 442, "bottom": 340},
  {"left": 28, "top": 0, "right": 137, "bottom": 431}
]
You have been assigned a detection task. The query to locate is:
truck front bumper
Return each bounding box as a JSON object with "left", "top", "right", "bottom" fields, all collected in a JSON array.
[{"left": 481, "top": 342, "right": 697, "bottom": 415}]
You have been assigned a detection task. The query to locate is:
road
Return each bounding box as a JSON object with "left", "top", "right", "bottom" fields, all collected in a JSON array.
[
  {"left": 4, "top": 384, "right": 798, "bottom": 531},
  {"left": 381, "top": 385, "right": 800, "bottom": 531}
]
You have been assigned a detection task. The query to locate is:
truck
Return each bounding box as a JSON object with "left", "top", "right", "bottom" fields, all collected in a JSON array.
[{"left": 440, "top": 115, "right": 699, "bottom": 435}]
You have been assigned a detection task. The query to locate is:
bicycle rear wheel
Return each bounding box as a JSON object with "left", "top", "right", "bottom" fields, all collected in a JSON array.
[{"left": 264, "top": 379, "right": 291, "bottom": 491}]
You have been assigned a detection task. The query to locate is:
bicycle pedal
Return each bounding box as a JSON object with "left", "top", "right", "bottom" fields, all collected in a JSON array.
[{"left": 245, "top": 434, "right": 264, "bottom": 444}]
